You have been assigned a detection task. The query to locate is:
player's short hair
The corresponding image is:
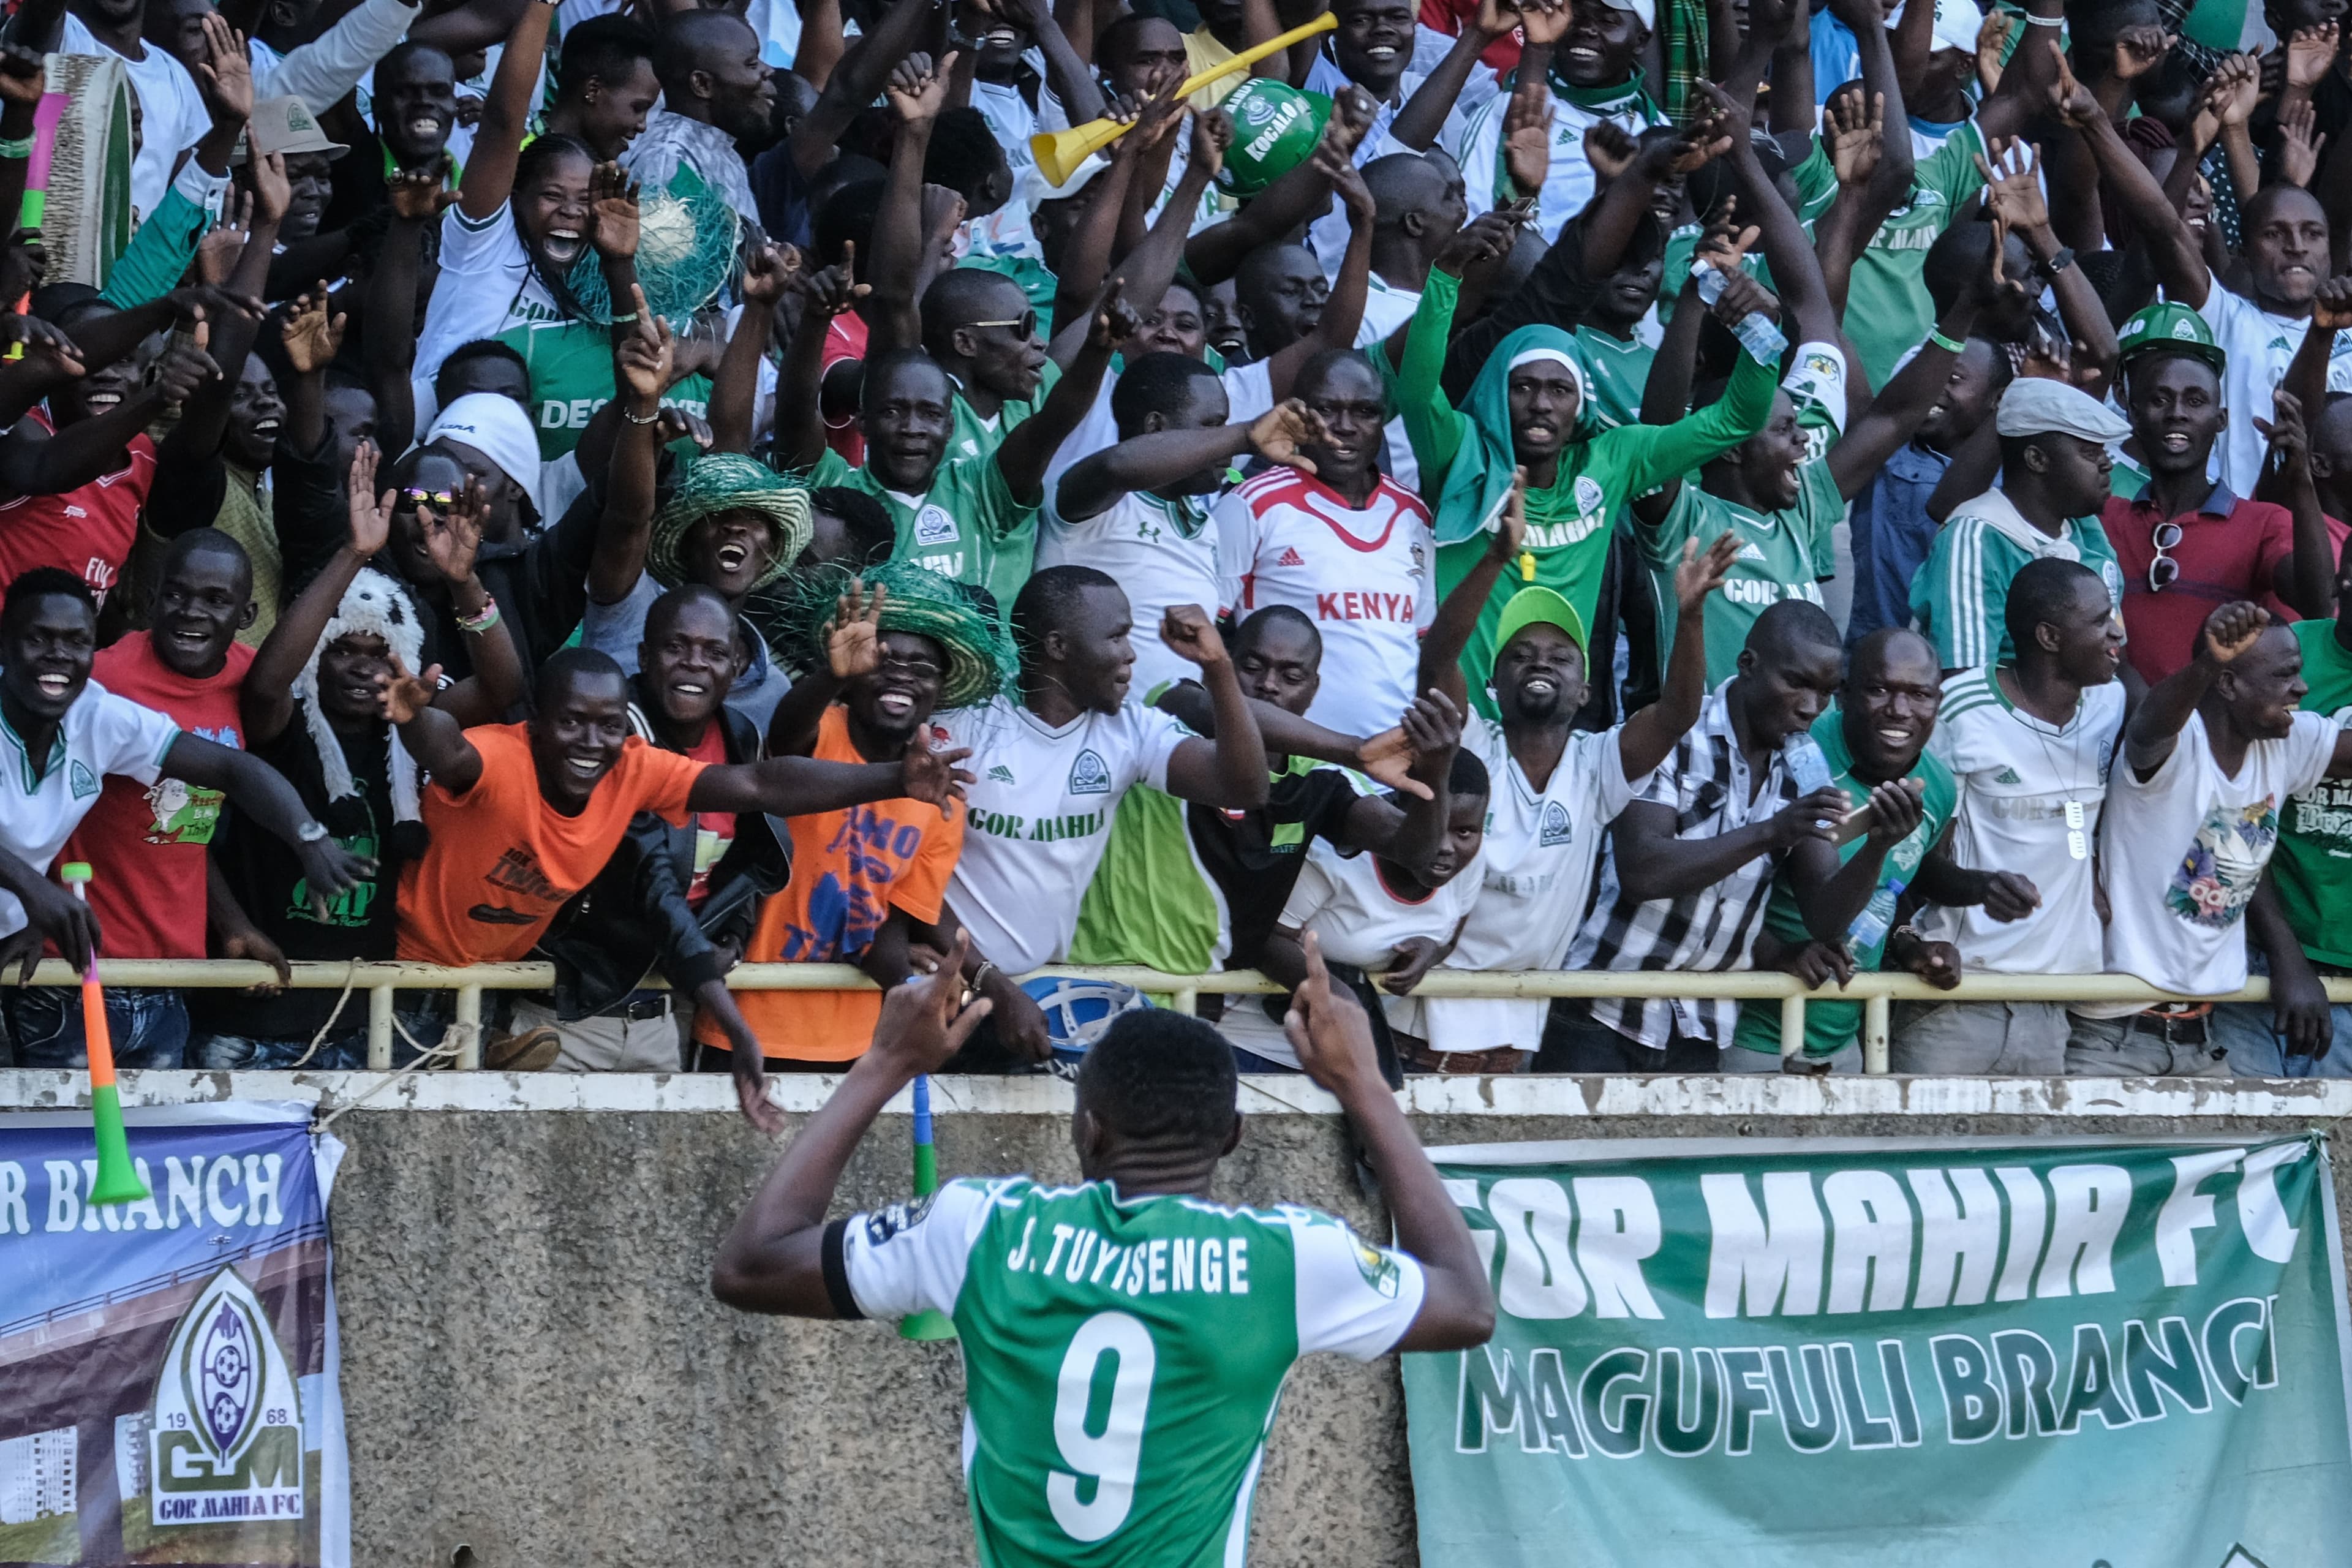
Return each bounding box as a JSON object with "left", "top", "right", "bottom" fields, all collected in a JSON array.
[
  {"left": 435, "top": 338, "right": 530, "bottom": 402},
  {"left": 1110, "top": 350, "right": 1223, "bottom": 432},
  {"left": 1231, "top": 603, "right": 1320, "bottom": 660},
  {"left": 643, "top": 581, "right": 734, "bottom": 644},
  {"left": 1745, "top": 599, "right": 1842, "bottom": 667},
  {"left": 652, "top": 9, "right": 754, "bottom": 94},
  {"left": 1447, "top": 746, "right": 1490, "bottom": 801},
  {"left": 1077, "top": 1008, "right": 1238, "bottom": 1147},
  {"left": 922, "top": 108, "right": 1008, "bottom": 203},
  {"left": 1011, "top": 564, "right": 1119, "bottom": 663},
  {"left": 861, "top": 348, "right": 953, "bottom": 413},
  {"left": 920, "top": 266, "right": 1027, "bottom": 355},
  {"left": 372, "top": 40, "right": 454, "bottom": 94},
  {"left": 535, "top": 645, "right": 628, "bottom": 709},
  {"left": 2004, "top": 557, "right": 2105, "bottom": 652},
  {"left": 2, "top": 567, "right": 95, "bottom": 633},
  {"left": 809, "top": 486, "right": 895, "bottom": 565},
  {"left": 161, "top": 526, "right": 254, "bottom": 585},
  {"left": 556, "top": 14, "right": 657, "bottom": 98},
  {"left": 1293, "top": 347, "right": 1385, "bottom": 409},
  {"left": 1846, "top": 625, "right": 1936, "bottom": 686}
]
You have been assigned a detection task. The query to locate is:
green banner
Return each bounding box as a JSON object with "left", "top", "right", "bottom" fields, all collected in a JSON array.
[{"left": 1403, "top": 1134, "right": 2352, "bottom": 1568}]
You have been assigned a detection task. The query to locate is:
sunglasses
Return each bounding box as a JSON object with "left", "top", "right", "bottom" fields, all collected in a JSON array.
[
  {"left": 396, "top": 487, "right": 454, "bottom": 511},
  {"left": 967, "top": 311, "right": 1039, "bottom": 339},
  {"left": 2147, "top": 519, "right": 2182, "bottom": 594}
]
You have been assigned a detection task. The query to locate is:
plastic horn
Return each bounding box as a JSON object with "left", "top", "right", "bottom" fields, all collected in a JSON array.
[
  {"left": 899, "top": 1073, "right": 956, "bottom": 1341},
  {"left": 61, "top": 862, "right": 148, "bottom": 1205},
  {"left": 1028, "top": 12, "right": 1337, "bottom": 186}
]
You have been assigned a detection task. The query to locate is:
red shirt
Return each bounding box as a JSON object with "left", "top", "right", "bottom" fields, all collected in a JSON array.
[
  {"left": 1417, "top": 0, "right": 1522, "bottom": 70},
  {"left": 2101, "top": 485, "right": 2299, "bottom": 684},
  {"left": 682, "top": 718, "right": 735, "bottom": 905},
  {"left": 820, "top": 311, "right": 869, "bottom": 466},
  {"left": 59, "top": 635, "right": 253, "bottom": 959},
  {"left": 0, "top": 408, "right": 157, "bottom": 605}
]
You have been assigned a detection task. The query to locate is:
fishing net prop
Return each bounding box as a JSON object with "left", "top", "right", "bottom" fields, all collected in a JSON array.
[
  {"left": 564, "top": 175, "right": 742, "bottom": 326},
  {"left": 646, "top": 452, "right": 815, "bottom": 592}
]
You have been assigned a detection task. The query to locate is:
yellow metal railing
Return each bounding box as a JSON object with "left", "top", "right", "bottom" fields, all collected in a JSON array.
[{"left": 7, "top": 960, "right": 2342, "bottom": 1074}]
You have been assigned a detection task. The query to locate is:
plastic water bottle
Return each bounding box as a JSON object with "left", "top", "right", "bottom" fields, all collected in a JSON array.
[
  {"left": 1848, "top": 878, "right": 1905, "bottom": 952},
  {"left": 1782, "top": 733, "right": 1834, "bottom": 794},
  {"left": 1692, "top": 262, "right": 1788, "bottom": 364}
]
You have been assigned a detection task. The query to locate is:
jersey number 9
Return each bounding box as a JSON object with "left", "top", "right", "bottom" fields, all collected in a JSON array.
[{"left": 1047, "top": 1311, "right": 1158, "bottom": 1542}]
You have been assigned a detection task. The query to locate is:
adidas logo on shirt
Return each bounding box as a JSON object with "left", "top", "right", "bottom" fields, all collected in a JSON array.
[
  {"left": 1276, "top": 546, "right": 1306, "bottom": 567},
  {"left": 988, "top": 764, "right": 1016, "bottom": 783},
  {"left": 1995, "top": 766, "right": 2023, "bottom": 784}
]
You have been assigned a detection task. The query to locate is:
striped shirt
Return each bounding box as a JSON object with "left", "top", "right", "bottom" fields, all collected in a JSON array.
[
  {"left": 1908, "top": 488, "right": 2124, "bottom": 671},
  {"left": 1564, "top": 687, "right": 1798, "bottom": 1050}
]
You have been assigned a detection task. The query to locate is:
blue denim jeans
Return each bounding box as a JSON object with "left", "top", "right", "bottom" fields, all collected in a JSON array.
[
  {"left": 5, "top": 984, "right": 188, "bottom": 1069},
  {"left": 2211, "top": 950, "right": 2352, "bottom": 1079}
]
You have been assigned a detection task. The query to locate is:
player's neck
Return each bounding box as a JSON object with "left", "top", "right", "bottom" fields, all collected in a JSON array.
[
  {"left": 1093, "top": 1161, "right": 1219, "bottom": 1200},
  {"left": 1999, "top": 661, "right": 2083, "bottom": 727},
  {"left": 0, "top": 692, "right": 59, "bottom": 777},
  {"left": 2202, "top": 692, "right": 2256, "bottom": 776}
]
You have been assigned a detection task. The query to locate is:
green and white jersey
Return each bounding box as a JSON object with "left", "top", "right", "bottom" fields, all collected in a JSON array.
[
  {"left": 1787, "top": 121, "right": 1987, "bottom": 388},
  {"left": 2273, "top": 620, "right": 2352, "bottom": 967},
  {"left": 1572, "top": 325, "right": 1654, "bottom": 432},
  {"left": 802, "top": 447, "right": 1041, "bottom": 621},
  {"left": 949, "top": 360, "right": 1061, "bottom": 464},
  {"left": 835, "top": 1175, "right": 1426, "bottom": 1568},
  {"left": 1640, "top": 455, "right": 1841, "bottom": 691},
  {"left": 1909, "top": 488, "right": 2124, "bottom": 669}
]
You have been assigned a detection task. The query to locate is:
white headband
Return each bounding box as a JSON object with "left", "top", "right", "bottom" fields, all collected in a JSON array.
[{"left": 1509, "top": 348, "right": 1578, "bottom": 374}]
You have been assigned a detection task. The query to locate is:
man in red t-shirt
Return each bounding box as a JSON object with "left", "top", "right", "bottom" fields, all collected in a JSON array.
[
  {"left": 52, "top": 531, "right": 258, "bottom": 1060},
  {"left": 2100, "top": 315, "right": 2336, "bottom": 682},
  {"left": 0, "top": 298, "right": 216, "bottom": 605}
]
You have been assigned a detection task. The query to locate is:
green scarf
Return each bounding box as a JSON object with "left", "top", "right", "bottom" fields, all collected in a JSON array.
[
  {"left": 1540, "top": 70, "right": 1662, "bottom": 118},
  {"left": 1429, "top": 323, "right": 1589, "bottom": 546}
]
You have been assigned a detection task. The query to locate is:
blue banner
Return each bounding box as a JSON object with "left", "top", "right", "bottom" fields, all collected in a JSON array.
[{"left": 0, "top": 1102, "right": 347, "bottom": 1567}]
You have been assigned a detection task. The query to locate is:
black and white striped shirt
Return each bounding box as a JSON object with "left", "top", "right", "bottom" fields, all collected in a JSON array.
[{"left": 1564, "top": 688, "right": 1799, "bottom": 1050}]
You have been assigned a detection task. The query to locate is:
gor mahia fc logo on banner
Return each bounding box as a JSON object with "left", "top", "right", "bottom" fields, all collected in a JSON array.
[{"left": 148, "top": 1266, "right": 306, "bottom": 1525}]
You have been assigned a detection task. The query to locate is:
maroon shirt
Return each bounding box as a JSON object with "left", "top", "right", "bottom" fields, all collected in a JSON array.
[{"left": 2101, "top": 484, "right": 2297, "bottom": 683}]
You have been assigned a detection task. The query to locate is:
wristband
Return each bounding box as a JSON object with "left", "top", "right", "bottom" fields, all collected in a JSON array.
[
  {"left": 970, "top": 959, "right": 998, "bottom": 993},
  {"left": 2024, "top": 12, "right": 2062, "bottom": 23},
  {"left": 2037, "top": 244, "right": 2076, "bottom": 277},
  {"left": 1929, "top": 327, "right": 1966, "bottom": 353},
  {"left": 295, "top": 820, "right": 330, "bottom": 844},
  {"left": 608, "top": 311, "right": 639, "bottom": 324},
  {"left": 0, "top": 135, "right": 34, "bottom": 160},
  {"left": 620, "top": 404, "right": 661, "bottom": 425},
  {"left": 455, "top": 594, "right": 502, "bottom": 634}
]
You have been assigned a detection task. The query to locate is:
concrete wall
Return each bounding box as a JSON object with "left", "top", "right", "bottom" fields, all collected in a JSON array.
[{"left": 7, "top": 1071, "right": 2351, "bottom": 1568}]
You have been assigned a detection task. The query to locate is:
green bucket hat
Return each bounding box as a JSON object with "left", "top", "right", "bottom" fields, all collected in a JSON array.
[
  {"left": 2116, "top": 301, "right": 2226, "bottom": 375},
  {"left": 1217, "top": 81, "right": 1333, "bottom": 198},
  {"left": 647, "top": 453, "right": 814, "bottom": 592},
  {"left": 760, "top": 559, "right": 1015, "bottom": 711},
  {"left": 1492, "top": 584, "right": 1588, "bottom": 671}
]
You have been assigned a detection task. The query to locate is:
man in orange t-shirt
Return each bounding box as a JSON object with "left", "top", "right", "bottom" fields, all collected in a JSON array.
[
  {"left": 698, "top": 564, "right": 998, "bottom": 1068},
  {"left": 384, "top": 644, "right": 971, "bottom": 1000}
]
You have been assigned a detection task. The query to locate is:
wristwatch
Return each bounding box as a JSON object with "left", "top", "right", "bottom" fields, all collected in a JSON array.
[{"left": 2035, "top": 245, "right": 2077, "bottom": 280}]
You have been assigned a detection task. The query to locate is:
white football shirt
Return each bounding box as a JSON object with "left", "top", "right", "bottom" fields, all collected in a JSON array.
[
  {"left": 1921, "top": 668, "right": 2124, "bottom": 975},
  {"left": 941, "top": 696, "right": 1193, "bottom": 973},
  {"left": 0, "top": 679, "right": 181, "bottom": 938},
  {"left": 1036, "top": 489, "right": 1222, "bottom": 701},
  {"left": 1214, "top": 468, "right": 1436, "bottom": 737}
]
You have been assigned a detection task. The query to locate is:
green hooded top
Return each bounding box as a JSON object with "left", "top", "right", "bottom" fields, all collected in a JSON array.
[{"left": 1395, "top": 268, "right": 1778, "bottom": 717}]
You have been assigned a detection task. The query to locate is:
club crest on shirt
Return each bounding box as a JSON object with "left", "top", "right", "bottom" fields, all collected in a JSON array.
[
  {"left": 69, "top": 761, "right": 97, "bottom": 799},
  {"left": 914, "top": 503, "right": 959, "bottom": 546},
  {"left": 1353, "top": 1237, "right": 1401, "bottom": 1298},
  {"left": 1409, "top": 541, "right": 1427, "bottom": 578},
  {"left": 1540, "top": 800, "right": 1572, "bottom": 846},
  {"left": 864, "top": 1191, "right": 937, "bottom": 1245},
  {"left": 1068, "top": 748, "right": 1112, "bottom": 795},
  {"left": 1572, "top": 475, "right": 1606, "bottom": 519}
]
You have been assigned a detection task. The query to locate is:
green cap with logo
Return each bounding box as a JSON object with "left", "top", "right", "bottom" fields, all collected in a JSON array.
[
  {"left": 1216, "top": 80, "right": 1333, "bottom": 197},
  {"left": 1493, "top": 584, "right": 1588, "bottom": 668},
  {"left": 2116, "top": 301, "right": 2226, "bottom": 374}
]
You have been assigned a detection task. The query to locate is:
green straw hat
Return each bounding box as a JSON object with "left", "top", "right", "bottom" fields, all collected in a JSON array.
[
  {"left": 759, "top": 559, "right": 1014, "bottom": 710},
  {"left": 647, "top": 453, "right": 814, "bottom": 592},
  {"left": 565, "top": 175, "right": 742, "bottom": 326}
]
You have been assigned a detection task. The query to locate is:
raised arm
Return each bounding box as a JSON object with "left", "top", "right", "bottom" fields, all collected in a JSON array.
[
  {"left": 1417, "top": 463, "right": 1521, "bottom": 710},
  {"left": 365, "top": 164, "right": 453, "bottom": 447},
  {"left": 2125, "top": 602, "right": 2264, "bottom": 775},
  {"left": 243, "top": 441, "right": 393, "bottom": 746},
  {"left": 0, "top": 322, "right": 215, "bottom": 497},
  {"left": 999, "top": 284, "right": 1135, "bottom": 503},
  {"left": 685, "top": 739, "right": 975, "bottom": 819},
  {"left": 867, "top": 51, "right": 957, "bottom": 355},
  {"left": 766, "top": 579, "right": 883, "bottom": 760},
  {"left": 788, "top": 0, "right": 947, "bottom": 180},
  {"left": 710, "top": 935, "right": 992, "bottom": 1317},
  {"left": 710, "top": 244, "right": 797, "bottom": 454},
  {"left": 774, "top": 257, "right": 871, "bottom": 471},
  {"left": 1058, "top": 400, "right": 1312, "bottom": 523},
  {"left": 1697, "top": 78, "right": 1838, "bottom": 350},
  {"left": 1390, "top": 0, "right": 1510, "bottom": 149},
  {"left": 1969, "top": 0, "right": 2062, "bottom": 144},
  {"left": 2256, "top": 391, "right": 2335, "bottom": 621},
  {"left": 1619, "top": 533, "right": 1740, "bottom": 778},
  {"left": 1284, "top": 933, "right": 1493, "bottom": 1352},
  {"left": 457, "top": 0, "right": 556, "bottom": 222},
  {"left": 1156, "top": 608, "right": 1271, "bottom": 809},
  {"left": 2048, "top": 42, "right": 2211, "bottom": 307},
  {"left": 1185, "top": 92, "right": 1364, "bottom": 287},
  {"left": 589, "top": 295, "right": 675, "bottom": 606}
]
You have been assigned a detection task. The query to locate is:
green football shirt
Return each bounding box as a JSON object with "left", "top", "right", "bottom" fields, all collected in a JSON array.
[
  {"left": 802, "top": 447, "right": 1041, "bottom": 620},
  {"left": 949, "top": 360, "right": 1062, "bottom": 464},
  {"left": 2272, "top": 619, "right": 2352, "bottom": 965},
  {"left": 835, "top": 1175, "right": 1425, "bottom": 1568},
  {"left": 1572, "top": 325, "right": 1655, "bottom": 432},
  {"left": 1910, "top": 489, "right": 2124, "bottom": 669},
  {"left": 1730, "top": 709, "right": 1957, "bottom": 1060},
  {"left": 1638, "top": 456, "right": 1843, "bottom": 691},
  {"left": 1789, "top": 121, "right": 1987, "bottom": 388},
  {"left": 499, "top": 314, "right": 717, "bottom": 461}
]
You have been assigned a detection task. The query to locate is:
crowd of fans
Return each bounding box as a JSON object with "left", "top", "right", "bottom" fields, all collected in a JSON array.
[{"left": 0, "top": 0, "right": 2346, "bottom": 1110}]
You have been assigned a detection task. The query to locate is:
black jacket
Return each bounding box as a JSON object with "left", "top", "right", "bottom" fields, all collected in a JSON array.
[{"left": 535, "top": 692, "right": 790, "bottom": 1019}]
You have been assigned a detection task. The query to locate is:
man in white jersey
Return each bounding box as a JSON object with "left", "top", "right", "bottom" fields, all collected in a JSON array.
[
  {"left": 2072, "top": 601, "right": 2352, "bottom": 1074},
  {"left": 937, "top": 565, "right": 1270, "bottom": 1065},
  {"left": 711, "top": 930, "right": 1494, "bottom": 1568},
  {"left": 1899, "top": 560, "right": 2125, "bottom": 1074},
  {"left": 1409, "top": 476, "right": 1743, "bottom": 1066},
  {"left": 1216, "top": 349, "right": 1435, "bottom": 736},
  {"left": 1045, "top": 352, "right": 1317, "bottom": 699}
]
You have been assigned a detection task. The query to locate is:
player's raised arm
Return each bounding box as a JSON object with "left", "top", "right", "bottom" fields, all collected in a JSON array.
[
  {"left": 1283, "top": 932, "right": 1496, "bottom": 1352},
  {"left": 712, "top": 933, "right": 993, "bottom": 1317}
]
